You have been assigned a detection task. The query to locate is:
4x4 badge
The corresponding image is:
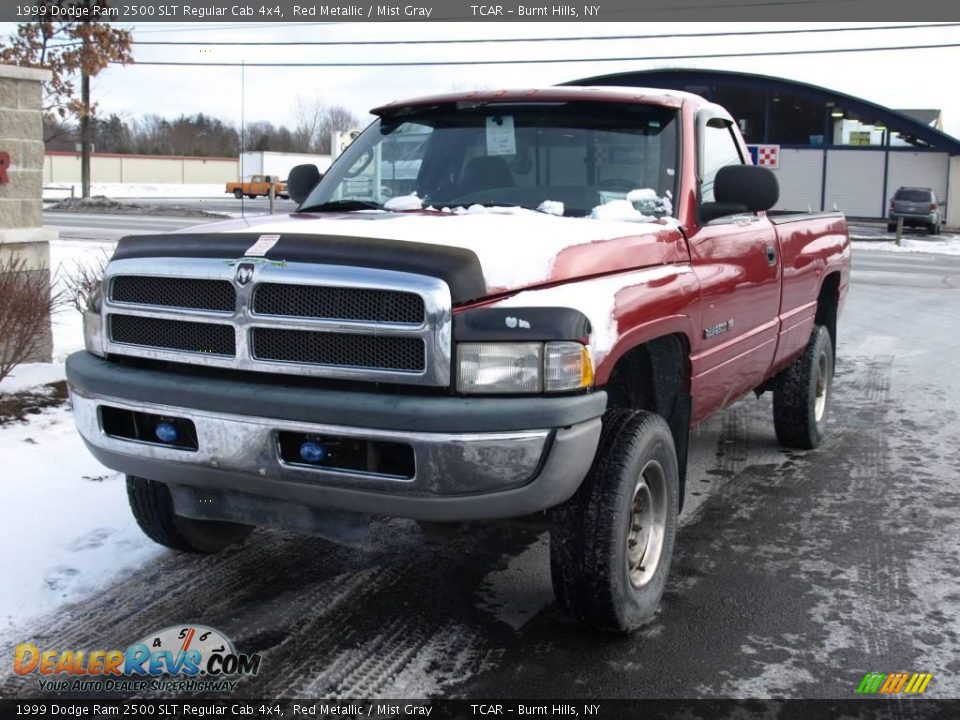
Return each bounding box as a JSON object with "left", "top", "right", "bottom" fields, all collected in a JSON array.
[{"left": 235, "top": 263, "right": 255, "bottom": 286}]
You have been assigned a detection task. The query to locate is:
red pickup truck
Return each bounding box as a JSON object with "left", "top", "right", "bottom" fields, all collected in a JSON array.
[{"left": 67, "top": 87, "right": 850, "bottom": 633}]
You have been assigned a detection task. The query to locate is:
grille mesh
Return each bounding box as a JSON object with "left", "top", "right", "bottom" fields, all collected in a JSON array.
[
  {"left": 110, "top": 315, "right": 235, "bottom": 356},
  {"left": 252, "top": 328, "right": 425, "bottom": 372},
  {"left": 111, "top": 276, "right": 235, "bottom": 312},
  {"left": 253, "top": 283, "right": 424, "bottom": 324}
]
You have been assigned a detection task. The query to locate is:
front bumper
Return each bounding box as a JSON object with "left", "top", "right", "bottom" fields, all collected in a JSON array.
[
  {"left": 889, "top": 212, "right": 937, "bottom": 224},
  {"left": 66, "top": 352, "right": 605, "bottom": 521}
]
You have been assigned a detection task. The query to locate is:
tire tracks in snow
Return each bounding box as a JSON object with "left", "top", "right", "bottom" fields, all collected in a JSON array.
[{"left": 0, "top": 519, "right": 542, "bottom": 700}]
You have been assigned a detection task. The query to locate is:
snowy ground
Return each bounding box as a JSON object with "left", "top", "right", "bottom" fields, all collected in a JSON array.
[
  {"left": 43, "top": 183, "right": 231, "bottom": 200},
  {"left": 0, "top": 238, "right": 162, "bottom": 635},
  {"left": 851, "top": 236, "right": 960, "bottom": 256}
]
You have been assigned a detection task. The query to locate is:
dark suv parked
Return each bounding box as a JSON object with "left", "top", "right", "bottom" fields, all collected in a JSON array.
[{"left": 888, "top": 187, "right": 942, "bottom": 234}]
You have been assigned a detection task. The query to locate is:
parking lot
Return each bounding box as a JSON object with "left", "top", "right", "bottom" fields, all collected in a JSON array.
[{"left": 3, "top": 247, "right": 958, "bottom": 700}]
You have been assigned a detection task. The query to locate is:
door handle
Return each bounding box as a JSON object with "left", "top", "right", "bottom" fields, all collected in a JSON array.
[{"left": 765, "top": 245, "right": 778, "bottom": 266}]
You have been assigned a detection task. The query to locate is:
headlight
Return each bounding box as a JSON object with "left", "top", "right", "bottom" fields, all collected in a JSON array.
[
  {"left": 83, "top": 283, "right": 105, "bottom": 357},
  {"left": 457, "top": 341, "right": 593, "bottom": 395}
]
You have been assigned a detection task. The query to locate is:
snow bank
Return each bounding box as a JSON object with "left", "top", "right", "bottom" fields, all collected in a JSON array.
[
  {"left": 0, "top": 405, "right": 162, "bottom": 633},
  {"left": 852, "top": 238, "right": 960, "bottom": 256},
  {"left": 44, "top": 183, "right": 230, "bottom": 200}
]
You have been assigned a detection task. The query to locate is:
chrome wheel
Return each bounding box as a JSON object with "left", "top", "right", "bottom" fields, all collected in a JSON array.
[
  {"left": 626, "top": 460, "right": 668, "bottom": 588},
  {"left": 814, "top": 350, "right": 829, "bottom": 423}
]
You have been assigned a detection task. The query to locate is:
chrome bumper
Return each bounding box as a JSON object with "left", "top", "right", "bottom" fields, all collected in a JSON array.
[{"left": 70, "top": 390, "right": 602, "bottom": 521}]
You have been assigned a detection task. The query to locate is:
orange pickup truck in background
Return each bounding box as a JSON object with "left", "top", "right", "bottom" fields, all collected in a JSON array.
[{"left": 226, "top": 174, "right": 288, "bottom": 199}]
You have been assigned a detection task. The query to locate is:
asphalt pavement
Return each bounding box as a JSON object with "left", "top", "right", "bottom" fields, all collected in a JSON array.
[{"left": 4, "top": 235, "right": 960, "bottom": 700}]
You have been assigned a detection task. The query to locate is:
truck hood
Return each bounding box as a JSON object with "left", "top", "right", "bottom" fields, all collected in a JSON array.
[{"left": 178, "top": 209, "right": 688, "bottom": 297}]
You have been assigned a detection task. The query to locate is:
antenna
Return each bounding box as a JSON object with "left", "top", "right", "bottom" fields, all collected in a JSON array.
[{"left": 240, "top": 59, "right": 245, "bottom": 217}]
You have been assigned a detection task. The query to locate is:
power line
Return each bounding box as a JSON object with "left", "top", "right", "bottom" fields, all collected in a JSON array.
[
  {"left": 130, "top": 22, "right": 960, "bottom": 46},
  {"left": 119, "top": 41, "right": 960, "bottom": 67}
]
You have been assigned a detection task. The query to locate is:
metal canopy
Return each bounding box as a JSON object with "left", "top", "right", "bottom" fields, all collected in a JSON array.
[{"left": 565, "top": 68, "right": 960, "bottom": 155}]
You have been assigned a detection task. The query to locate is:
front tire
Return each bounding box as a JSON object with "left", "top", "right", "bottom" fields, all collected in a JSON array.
[
  {"left": 773, "top": 324, "right": 833, "bottom": 449},
  {"left": 550, "top": 409, "right": 679, "bottom": 633},
  {"left": 126, "top": 476, "right": 252, "bottom": 554}
]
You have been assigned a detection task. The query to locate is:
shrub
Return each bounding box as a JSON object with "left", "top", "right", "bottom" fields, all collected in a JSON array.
[
  {"left": 0, "top": 254, "right": 63, "bottom": 384},
  {"left": 60, "top": 249, "right": 109, "bottom": 314}
]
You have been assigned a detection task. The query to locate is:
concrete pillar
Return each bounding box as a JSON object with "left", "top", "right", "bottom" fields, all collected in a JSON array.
[{"left": 0, "top": 64, "right": 58, "bottom": 363}]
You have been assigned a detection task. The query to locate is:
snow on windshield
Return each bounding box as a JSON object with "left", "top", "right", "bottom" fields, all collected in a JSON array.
[
  {"left": 591, "top": 188, "right": 673, "bottom": 222},
  {"left": 590, "top": 200, "right": 657, "bottom": 223},
  {"left": 383, "top": 192, "right": 423, "bottom": 211},
  {"left": 537, "top": 200, "right": 565, "bottom": 217}
]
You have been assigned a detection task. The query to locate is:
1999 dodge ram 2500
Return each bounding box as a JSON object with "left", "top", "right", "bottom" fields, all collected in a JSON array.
[{"left": 67, "top": 87, "right": 850, "bottom": 632}]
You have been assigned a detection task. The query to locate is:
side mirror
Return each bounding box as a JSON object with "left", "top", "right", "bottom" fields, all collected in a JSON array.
[
  {"left": 700, "top": 164, "right": 779, "bottom": 223},
  {"left": 287, "top": 164, "right": 322, "bottom": 205}
]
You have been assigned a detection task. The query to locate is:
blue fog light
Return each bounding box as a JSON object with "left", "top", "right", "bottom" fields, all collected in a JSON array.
[
  {"left": 155, "top": 422, "right": 178, "bottom": 444},
  {"left": 300, "top": 441, "right": 325, "bottom": 464}
]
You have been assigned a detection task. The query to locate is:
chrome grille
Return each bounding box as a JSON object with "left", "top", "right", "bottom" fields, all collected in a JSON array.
[
  {"left": 111, "top": 276, "right": 235, "bottom": 312},
  {"left": 252, "top": 328, "right": 425, "bottom": 371},
  {"left": 99, "top": 258, "right": 452, "bottom": 386},
  {"left": 110, "top": 315, "right": 235, "bottom": 356},
  {"left": 253, "top": 283, "right": 424, "bottom": 324}
]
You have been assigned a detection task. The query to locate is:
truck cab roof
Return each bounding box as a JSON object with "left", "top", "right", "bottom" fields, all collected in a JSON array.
[{"left": 371, "top": 85, "right": 716, "bottom": 115}]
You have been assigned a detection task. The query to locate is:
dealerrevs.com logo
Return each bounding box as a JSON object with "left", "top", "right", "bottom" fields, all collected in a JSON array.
[{"left": 14, "top": 625, "right": 261, "bottom": 693}]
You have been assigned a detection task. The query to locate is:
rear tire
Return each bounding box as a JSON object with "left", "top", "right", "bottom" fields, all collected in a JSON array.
[
  {"left": 233, "top": 189, "right": 243, "bottom": 199},
  {"left": 773, "top": 324, "right": 833, "bottom": 450},
  {"left": 126, "top": 476, "right": 252, "bottom": 554},
  {"left": 930, "top": 222, "right": 941, "bottom": 235},
  {"left": 886, "top": 223, "right": 896, "bottom": 233},
  {"left": 550, "top": 409, "right": 679, "bottom": 633},
  {"left": 247, "top": 194, "right": 257, "bottom": 200}
]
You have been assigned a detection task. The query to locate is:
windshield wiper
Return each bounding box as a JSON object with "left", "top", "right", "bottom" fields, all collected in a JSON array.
[{"left": 297, "top": 199, "right": 382, "bottom": 213}]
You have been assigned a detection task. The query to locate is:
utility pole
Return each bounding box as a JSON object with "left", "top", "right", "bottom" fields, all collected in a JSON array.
[{"left": 80, "top": 21, "right": 91, "bottom": 199}]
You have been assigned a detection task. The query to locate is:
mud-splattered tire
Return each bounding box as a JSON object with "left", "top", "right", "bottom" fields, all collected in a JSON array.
[
  {"left": 773, "top": 324, "right": 833, "bottom": 450},
  {"left": 550, "top": 409, "right": 679, "bottom": 633},
  {"left": 126, "top": 476, "right": 252, "bottom": 554}
]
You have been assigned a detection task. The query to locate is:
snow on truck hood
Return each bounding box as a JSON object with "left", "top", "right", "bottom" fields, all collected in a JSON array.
[{"left": 179, "top": 209, "right": 683, "bottom": 294}]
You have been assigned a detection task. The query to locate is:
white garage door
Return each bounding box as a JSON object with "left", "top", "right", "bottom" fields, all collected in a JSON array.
[
  {"left": 773, "top": 149, "right": 824, "bottom": 212},
  {"left": 886, "top": 151, "right": 949, "bottom": 207},
  {"left": 824, "top": 150, "right": 886, "bottom": 217}
]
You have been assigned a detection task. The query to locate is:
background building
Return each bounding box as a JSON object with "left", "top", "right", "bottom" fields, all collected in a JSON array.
[{"left": 569, "top": 68, "right": 960, "bottom": 226}]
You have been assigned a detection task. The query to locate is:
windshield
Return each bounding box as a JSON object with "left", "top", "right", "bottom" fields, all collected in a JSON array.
[
  {"left": 894, "top": 188, "right": 932, "bottom": 202},
  {"left": 301, "top": 102, "right": 680, "bottom": 218}
]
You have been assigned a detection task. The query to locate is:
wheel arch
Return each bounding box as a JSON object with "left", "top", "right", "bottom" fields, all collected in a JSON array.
[
  {"left": 816, "top": 270, "right": 842, "bottom": 365},
  {"left": 599, "top": 331, "right": 693, "bottom": 510}
]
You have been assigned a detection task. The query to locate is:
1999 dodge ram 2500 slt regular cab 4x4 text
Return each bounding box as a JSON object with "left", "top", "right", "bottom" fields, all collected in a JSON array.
[{"left": 67, "top": 87, "right": 850, "bottom": 632}]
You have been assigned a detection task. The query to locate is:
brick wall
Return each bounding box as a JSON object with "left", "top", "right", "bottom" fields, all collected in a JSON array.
[{"left": 0, "top": 64, "right": 56, "bottom": 365}]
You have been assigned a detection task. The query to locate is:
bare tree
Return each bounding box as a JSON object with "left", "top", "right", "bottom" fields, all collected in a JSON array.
[
  {"left": 293, "top": 97, "right": 325, "bottom": 153},
  {"left": 0, "top": 2, "right": 134, "bottom": 195},
  {"left": 316, "top": 105, "right": 362, "bottom": 154},
  {"left": 59, "top": 248, "right": 110, "bottom": 314},
  {"left": 0, "top": 256, "right": 63, "bottom": 383}
]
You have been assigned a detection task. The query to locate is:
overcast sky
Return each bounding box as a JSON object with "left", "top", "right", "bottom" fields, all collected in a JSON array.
[{"left": 4, "top": 21, "right": 959, "bottom": 137}]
